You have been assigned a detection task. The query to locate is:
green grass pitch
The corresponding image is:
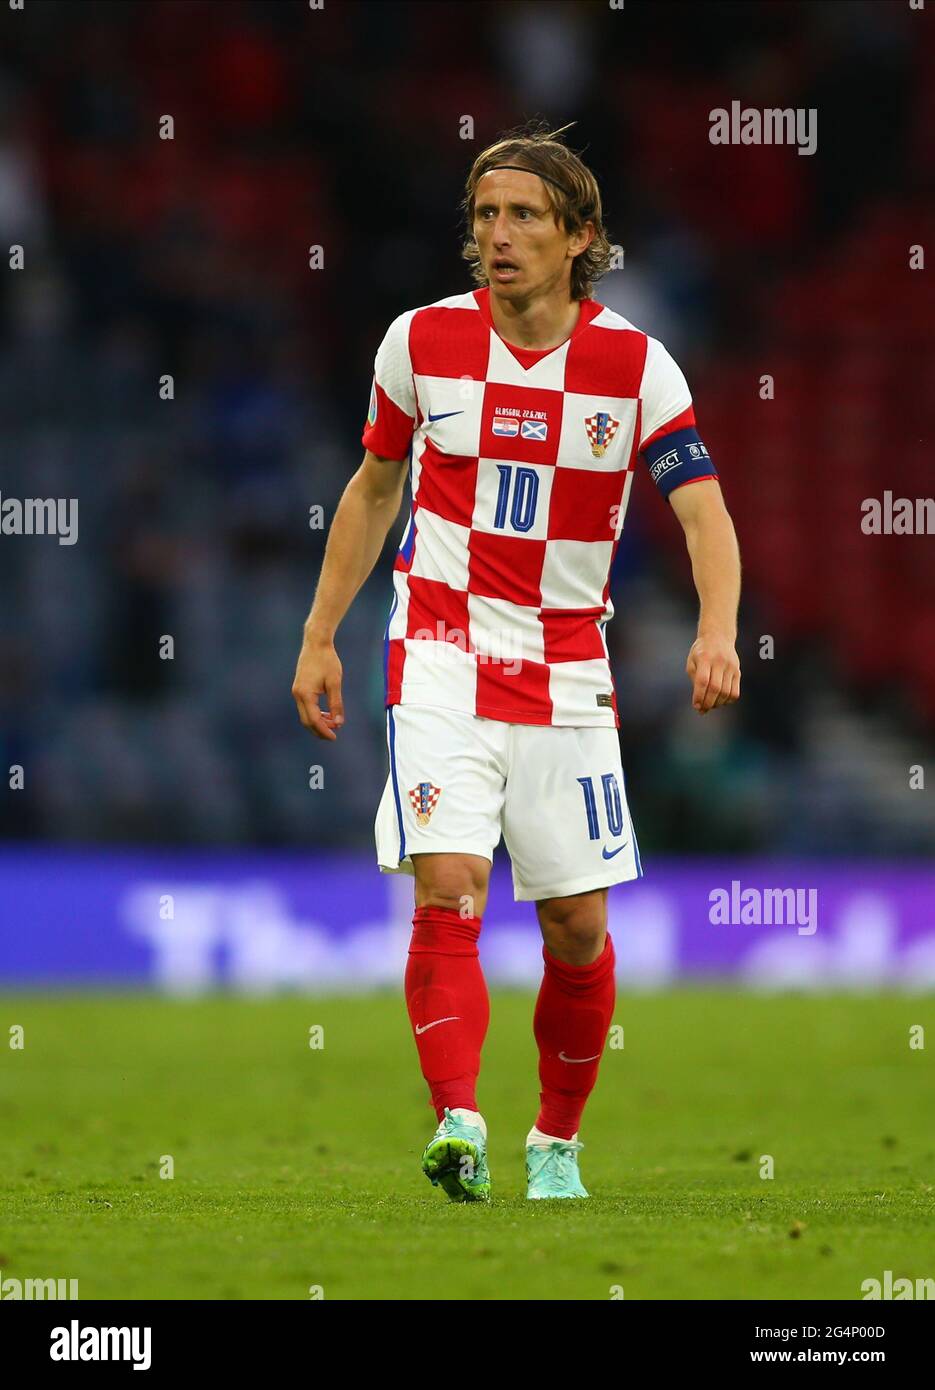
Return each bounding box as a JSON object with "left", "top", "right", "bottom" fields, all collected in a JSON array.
[{"left": 1, "top": 991, "right": 933, "bottom": 1300}]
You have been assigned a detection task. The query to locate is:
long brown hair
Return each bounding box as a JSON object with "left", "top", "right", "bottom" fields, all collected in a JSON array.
[{"left": 460, "top": 119, "right": 613, "bottom": 302}]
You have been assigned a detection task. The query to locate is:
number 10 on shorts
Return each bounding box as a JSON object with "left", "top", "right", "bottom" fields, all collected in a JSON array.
[{"left": 577, "top": 773, "right": 624, "bottom": 840}]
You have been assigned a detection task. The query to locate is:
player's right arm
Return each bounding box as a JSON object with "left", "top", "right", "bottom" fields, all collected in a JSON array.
[
  {"left": 292, "top": 448, "right": 408, "bottom": 740},
  {"left": 295, "top": 310, "right": 417, "bottom": 739}
]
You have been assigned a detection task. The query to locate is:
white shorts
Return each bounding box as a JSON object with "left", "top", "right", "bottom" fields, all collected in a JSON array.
[{"left": 374, "top": 703, "right": 642, "bottom": 902}]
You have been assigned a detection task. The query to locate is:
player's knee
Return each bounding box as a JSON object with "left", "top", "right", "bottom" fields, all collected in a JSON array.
[
  {"left": 413, "top": 858, "right": 488, "bottom": 917},
  {"left": 545, "top": 922, "right": 605, "bottom": 959},
  {"left": 538, "top": 894, "right": 606, "bottom": 956},
  {"left": 419, "top": 884, "right": 486, "bottom": 917}
]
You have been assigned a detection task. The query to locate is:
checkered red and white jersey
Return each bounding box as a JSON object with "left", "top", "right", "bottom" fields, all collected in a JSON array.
[{"left": 361, "top": 286, "right": 715, "bottom": 728}]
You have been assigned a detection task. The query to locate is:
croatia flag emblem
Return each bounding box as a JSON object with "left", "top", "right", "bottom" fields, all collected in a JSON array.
[
  {"left": 409, "top": 781, "right": 441, "bottom": 827},
  {"left": 584, "top": 410, "right": 620, "bottom": 458},
  {"left": 492, "top": 416, "right": 520, "bottom": 436}
]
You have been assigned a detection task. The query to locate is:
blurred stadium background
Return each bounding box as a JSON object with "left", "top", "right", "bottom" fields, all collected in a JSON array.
[{"left": 0, "top": 0, "right": 933, "bottom": 988}]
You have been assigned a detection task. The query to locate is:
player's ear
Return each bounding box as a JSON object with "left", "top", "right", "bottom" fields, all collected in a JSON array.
[{"left": 569, "top": 222, "right": 593, "bottom": 258}]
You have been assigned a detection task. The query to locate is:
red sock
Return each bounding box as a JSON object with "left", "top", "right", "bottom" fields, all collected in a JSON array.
[
  {"left": 405, "top": 905, "right": 489, "bottom": 1121},
  {"left": 533, "top": 934, "right": 616, "bottom": 1140}
]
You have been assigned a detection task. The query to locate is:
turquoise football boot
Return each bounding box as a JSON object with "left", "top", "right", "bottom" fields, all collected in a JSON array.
[
  {"left": 421, "top": 1107, "right": 491, "bottom": 1202},
  {"left": 526, "top": 1139, "right": 589, "bottom": 1199}
]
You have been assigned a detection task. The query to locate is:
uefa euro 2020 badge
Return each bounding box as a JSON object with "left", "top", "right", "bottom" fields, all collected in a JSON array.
[
  {"left": 409, "top": 781, "right": 441, "bottom": 827},
  {"left": 584, "top": 410, "right": 620, "bottom": 458},
  {"left": 367, "top": 378, "right": 378, "bottom": 427}
]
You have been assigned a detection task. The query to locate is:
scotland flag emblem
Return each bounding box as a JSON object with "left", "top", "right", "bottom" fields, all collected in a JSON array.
[
  {"left": 584, "top": 410, "right": 621, "bottom": 458},
  {"left": 409, "top": 780, "right": 441, "bottom": 827},
  {"left": 520, "top": 419, "right": 547, "bottom": 441}
]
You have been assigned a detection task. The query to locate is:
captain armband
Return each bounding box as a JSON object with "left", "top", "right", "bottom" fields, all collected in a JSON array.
[{"left": 642, "top": 427, "right": 718, "bottom": 501}]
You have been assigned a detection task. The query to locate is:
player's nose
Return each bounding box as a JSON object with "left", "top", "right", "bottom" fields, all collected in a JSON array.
[{"left": 491, "top": 211, "right": 512, "bottom": 242}]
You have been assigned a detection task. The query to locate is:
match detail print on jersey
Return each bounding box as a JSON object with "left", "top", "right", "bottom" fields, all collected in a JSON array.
[{"left": 362, "top": 287, "right": 718, "bottom": 728}]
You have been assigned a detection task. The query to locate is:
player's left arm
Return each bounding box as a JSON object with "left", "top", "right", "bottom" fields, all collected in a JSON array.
[
  {"left": 638, "top": 336, "right": 740, "bottom": 715},
  {"left": 668, "top": 478, "right": 741, "bottom": 715}
]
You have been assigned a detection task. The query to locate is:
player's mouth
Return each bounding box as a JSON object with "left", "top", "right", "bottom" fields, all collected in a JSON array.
[{"left": 492, "top": 259, "right": 520, "bottom": 281}]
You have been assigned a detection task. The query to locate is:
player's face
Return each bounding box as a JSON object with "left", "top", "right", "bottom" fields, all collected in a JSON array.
[{"left": 473, "top": 168, "right": 591, "bottom": 301}]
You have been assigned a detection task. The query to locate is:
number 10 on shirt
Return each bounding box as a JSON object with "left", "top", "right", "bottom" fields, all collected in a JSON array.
[{"left": 494, "top": 464, "right": 539, "bottom": 533}]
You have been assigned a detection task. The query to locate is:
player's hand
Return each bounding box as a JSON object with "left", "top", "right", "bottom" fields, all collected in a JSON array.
[
  {"left": 292, "top": 636, "right": 344, "bottom": 740},
  {"left": 686, "top": 633, "right": 740, "bottom": 715}
]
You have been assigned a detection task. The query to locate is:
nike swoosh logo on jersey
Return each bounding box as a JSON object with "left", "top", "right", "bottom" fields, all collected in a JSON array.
[
  {"left": 415, "top": 1016, "right": 460, "bottom": 1035},
  {"left": 559, "top": 1051, "right": 601, "bottom": 1064},
  {"left": 426, "top": 410, "right": 464, "bottom": 422},
  {"left": 602, "top": 841, "right": 629, "bottom": 859}
]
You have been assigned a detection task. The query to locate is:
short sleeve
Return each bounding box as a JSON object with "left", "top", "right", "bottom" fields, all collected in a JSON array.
[
  {"left": 638, "top": 335, "right": 718, "bottom": 500},
  {"left": 638, "top": 336, "right": 696, "bottom": 451},
  {"left": 361, "top": 310, "right": 418, "bottom": 462}
]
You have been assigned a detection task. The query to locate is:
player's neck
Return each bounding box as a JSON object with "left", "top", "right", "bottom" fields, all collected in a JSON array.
[{"left": 486, "top": 286, "right": 583, "bottom": 352}]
